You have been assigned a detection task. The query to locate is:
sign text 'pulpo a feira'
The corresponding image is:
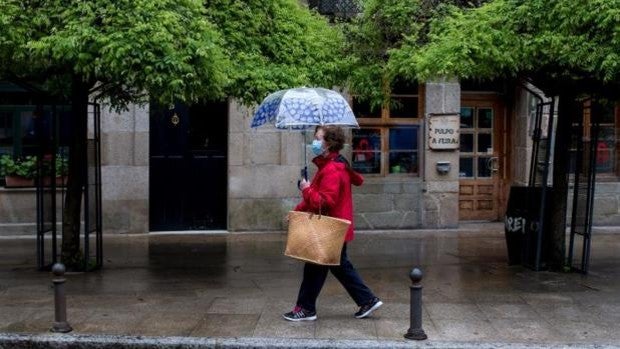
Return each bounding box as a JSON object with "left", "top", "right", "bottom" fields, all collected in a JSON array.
[{"left": 428, "top": 114, "right": 460, "bottom": 150}]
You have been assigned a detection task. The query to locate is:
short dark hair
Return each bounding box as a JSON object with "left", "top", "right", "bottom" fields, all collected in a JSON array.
[{"left": 316, "top": 125, "right": 345, "bottom": 152}]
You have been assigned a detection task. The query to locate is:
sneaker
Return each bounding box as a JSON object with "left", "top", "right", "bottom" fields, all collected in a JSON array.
[
  {"left": 354, "top": 297, "right": 383, "bottom": 319},
  {"left": 283, "top": 305, "right": 317, "bottom": 321}
]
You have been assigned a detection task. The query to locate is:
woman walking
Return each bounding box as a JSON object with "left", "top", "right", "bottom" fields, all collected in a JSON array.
[{"left": 283, "top": 125, "right": 382, "bottom": 321}]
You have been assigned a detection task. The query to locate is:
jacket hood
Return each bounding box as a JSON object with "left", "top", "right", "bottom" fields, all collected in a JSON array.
[{"left": 312, "top": 152, "right": 364, "bottom": 186}]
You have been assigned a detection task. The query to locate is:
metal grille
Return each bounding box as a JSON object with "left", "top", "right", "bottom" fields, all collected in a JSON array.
[
  {"left": 568, "top": 100, "right": 598, "bottom": 274},
  {"left": 36, "top": 102, "right": 102, "bottom": 271},
  {"left": 36, "top": 105, "right": 59, "bottom": 270},
  {"left": 84, "top": 102, "right": 103, "bottom": 270}
]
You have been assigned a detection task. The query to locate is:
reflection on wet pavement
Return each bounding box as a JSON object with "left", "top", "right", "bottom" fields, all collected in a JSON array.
[{"left": 1, "top": 228, "right": 620, "bottom": 343}]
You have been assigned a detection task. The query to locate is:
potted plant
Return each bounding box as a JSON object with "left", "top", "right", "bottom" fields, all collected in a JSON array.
[
  {"left": 52, "top": 155, "right": 69, "bottom": 186},
  {"left": 41, "top": 154, "right": 69, "bottom": 186},
  {"left": 0, "top": 155, "right": 37, "bottom": 187}
]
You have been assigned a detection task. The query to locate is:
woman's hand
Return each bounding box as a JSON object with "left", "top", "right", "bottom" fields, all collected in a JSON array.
[{"left": 299, "top": 178, "right": 310, "bottom": 190}]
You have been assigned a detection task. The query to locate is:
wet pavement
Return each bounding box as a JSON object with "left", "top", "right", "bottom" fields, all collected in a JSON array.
[{"left": 1, "top": 224, "right": 620, "bottom": 346}]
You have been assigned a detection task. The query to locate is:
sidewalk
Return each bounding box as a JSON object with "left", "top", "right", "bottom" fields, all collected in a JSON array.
[{"left": 1, "top": 224, "right": 620, "bottom": 347}]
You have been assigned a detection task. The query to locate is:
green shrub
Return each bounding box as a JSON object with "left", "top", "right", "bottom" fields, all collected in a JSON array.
[{"left": 0, "top": 155, "right": 37, "bottom": 179}]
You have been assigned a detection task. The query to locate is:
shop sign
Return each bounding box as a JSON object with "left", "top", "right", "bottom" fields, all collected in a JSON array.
[{"left": 428, "top": 114, "right": 459, "bottom": 150}]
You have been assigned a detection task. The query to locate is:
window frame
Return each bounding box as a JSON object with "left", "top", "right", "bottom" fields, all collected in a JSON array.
[
  {"left": 351, "top": 85, "right": 424, "bottom": 177},
  {"left": 589, "top": 102, "right": 620, "bottom": 180}
]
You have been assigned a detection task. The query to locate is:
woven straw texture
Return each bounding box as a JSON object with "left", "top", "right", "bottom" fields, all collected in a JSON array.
[{"left": 285, "top": 211, "right": 351, "bottom": 265}]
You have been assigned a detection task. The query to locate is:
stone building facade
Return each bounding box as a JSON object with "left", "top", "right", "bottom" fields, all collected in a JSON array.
[{"left": 2, "top": 81, "right": 620, "bottom": 235}]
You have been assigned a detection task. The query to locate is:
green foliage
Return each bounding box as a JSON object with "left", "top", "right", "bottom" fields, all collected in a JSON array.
[
  {"left": 0, "top": 154, "right": 66, "bottom": 179},
  {"left": 204, "top": 0, "right": 347, "bottom": 104},
  {"left": 0, "top": 155, "right": 37, "bottom": 179},
  {"left": 1, "top": 0, "right": 229, "bottom": 107},
  {"left": 342, "top": 0, "right": 425, "bottom": 109},
  {"left": 55, "top": 156, "right": 69, "bottom": 177},
  {"left": 393, "top": 0, "right": 620, "bottom": 90},
  {"left": 342, "top": 0, "right": 487, "bottom": 109},
  {"left": 1, "top": 0, "right": 348, "bottom": 106}
]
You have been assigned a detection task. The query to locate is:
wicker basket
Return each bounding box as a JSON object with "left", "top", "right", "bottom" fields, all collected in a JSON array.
[{"left": 285, "top": 211, "right": 351, "bottom": 265}]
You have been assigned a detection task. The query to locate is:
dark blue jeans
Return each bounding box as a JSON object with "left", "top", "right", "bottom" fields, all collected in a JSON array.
[{"left": 296, "top": 243, "right": 376, "bottom": 313}]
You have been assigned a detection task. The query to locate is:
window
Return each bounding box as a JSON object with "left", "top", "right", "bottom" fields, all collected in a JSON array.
[
  {"left": 459, "top": 106, "right": 494, "bottom": 178},
  {"left": 0, "top": 107, "right": 38, "bottom": 158},
  {"left": 351, "top": 83, "right": 421, "bottom": 176},
  {"left": 591, "top": 102, "right": 619, "bottom": 177}
]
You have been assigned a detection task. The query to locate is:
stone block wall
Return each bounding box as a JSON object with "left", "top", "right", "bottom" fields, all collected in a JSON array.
[
  {"left": 100, "top": 104, "right": 149, "bottom": 234},
  {"left": 422, "top": 80, "right": 460, "bottom": 228},
  {"left": 569, "top": 182, "right": 620, "bottom": 226},
  {"left": 0, "top": 188, "right": 45, "bottom": 235},
  {"left": 353, "top": 179, "right": 422, "bottom": 229},
  {"left": 511, "top": 87, "right": 533, "bottom": 186},
  {"left": 228, "top": 101, "right": 307, "bottom": 231},
  {"left": 228, "top": 99, "right": 425, "bottom": 231}
]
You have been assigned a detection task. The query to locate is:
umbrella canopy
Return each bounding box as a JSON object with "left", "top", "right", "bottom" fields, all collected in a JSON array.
[{"left": 250, "top": 87, "right": 359, "bottom": 130}]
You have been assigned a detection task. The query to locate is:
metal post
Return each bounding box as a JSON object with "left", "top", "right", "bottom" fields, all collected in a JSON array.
[
  {"left": 51, "top": 263, "right": 72, "bottom": 333},
  {"left": 404, "top": 267, "right": 427, "bottom": 340}
]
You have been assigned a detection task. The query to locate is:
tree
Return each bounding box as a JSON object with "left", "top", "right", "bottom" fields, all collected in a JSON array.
[
  {"left": 391, "top": 0, "right": 620, "bottom": 269},
  {"left": 204, "top": 0, "right": 347, "bottom": 104},
  {"left": 2, "top": 1, "right": 227, "bottom": 269},
  {"left": 2, "top": 0, "right": 229, "bottom": 268},
  {"left": 1, "top": 0, "right": 347, "bottom": 269},
  {"left": 342, "top": 0, "right": 488, "bottom": 109}
]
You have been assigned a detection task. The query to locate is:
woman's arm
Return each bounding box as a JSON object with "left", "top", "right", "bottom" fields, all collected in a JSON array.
[{"left": 301, "top": 170, "right": 340, "bottom": 213}]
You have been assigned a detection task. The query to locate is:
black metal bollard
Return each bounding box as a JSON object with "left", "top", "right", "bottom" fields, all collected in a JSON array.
[
  {"left": 404, "top": 267, "right": 427, "bottom": 340},
  {"left": 51, "top": 263, "right": 72, "bottom": 333}
]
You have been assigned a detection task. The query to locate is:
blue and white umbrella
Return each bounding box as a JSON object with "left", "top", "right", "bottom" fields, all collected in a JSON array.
[
  {"left": 250, "top": 87, "right": 359, "bottom": 130},
  {"left": 250, "top": 87, "right": 359, "bottom": 184}
]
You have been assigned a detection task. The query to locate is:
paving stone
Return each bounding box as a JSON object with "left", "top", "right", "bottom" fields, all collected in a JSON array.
[
  {"left": 315, "top": 317, "right": 377, "bottom": 340},
  {"left": 190, "top": 314, "right": 260, "bottom": 337},
  {"left": 2, "top": 230, "right": 620, "bottom": 345},
  {"left": 432, "top": 318, "right": 497, "bottom": 341}
]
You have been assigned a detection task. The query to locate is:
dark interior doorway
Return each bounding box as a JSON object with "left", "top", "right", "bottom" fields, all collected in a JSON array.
[{"left": 149, "top": 101, "right": 228, "bottom": 231}]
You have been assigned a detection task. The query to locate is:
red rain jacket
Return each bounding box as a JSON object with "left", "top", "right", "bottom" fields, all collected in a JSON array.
[{"left": 294, "top": 151, "right": 364, "bottom": 242}]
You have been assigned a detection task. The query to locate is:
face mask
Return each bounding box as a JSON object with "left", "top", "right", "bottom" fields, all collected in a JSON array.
[{"left": 311, "top": 139, "right": 324, "bottom": 156}]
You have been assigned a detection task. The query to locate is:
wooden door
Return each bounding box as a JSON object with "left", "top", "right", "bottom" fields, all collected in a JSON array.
[{"left": 459, "top": 98, "right": 506, "bottom": 220}]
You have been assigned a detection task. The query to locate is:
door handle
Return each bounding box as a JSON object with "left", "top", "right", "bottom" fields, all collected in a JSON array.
[{"left": 487, "top": 157, "right": 499, "bottom": 173}]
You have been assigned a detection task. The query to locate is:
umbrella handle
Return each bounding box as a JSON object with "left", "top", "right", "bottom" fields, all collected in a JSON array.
[{"left": 297, "top": 167, "right": 308, "bottom": 190}]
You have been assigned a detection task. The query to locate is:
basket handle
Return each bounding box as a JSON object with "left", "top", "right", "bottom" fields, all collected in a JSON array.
[{"left": 308, "top": 198, "right": 323, "bottom": 220}]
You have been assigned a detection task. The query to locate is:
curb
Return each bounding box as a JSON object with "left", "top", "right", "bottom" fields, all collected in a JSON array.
[{"left": 1, "top": 333, "right": 619, "bottom": 349}]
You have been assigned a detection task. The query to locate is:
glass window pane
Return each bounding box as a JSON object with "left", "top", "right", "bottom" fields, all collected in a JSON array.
[
  {"left": 478, "top": 133, "right": 492, "bottom": 153},
  {"left": 0, "top": 111, "right": 12, "bottom": 158},
  {"left": 596, "top": 127, "right": 616, "bottom": 173},
  {"left": 389, "top": 96, "right": 418, "bottom": 118},
  {"left": 389, "top": 152, "right": 417, "bottom": 174},
  {"left": 459, "top": 158, "right": 473, "bottom": 178},
  {"left": 352, "top": 128, "right": 381, "bottom": 174},
  {"left": 391, "top": 79, "right": 418, "bottom": 95},
  {"left": 478, "top": 157, "right": 492, "bottom": 177},
  {"left": 352, "top": 97, "right": 380, "bottom": 118},
  {"left": 460, "top": 107, "right": 473, "bottom": 128},
  {"left": 20, "top": 111, "right": 37, "bottom": 156},
  {"left": 460, "top": 134, "right": 473, "bottom": 152},
  {"left": 389, "top": 127, "right": 418, "bottom": 151},
  {"left": 598, "top": 103, "right": 615, "bottom": 124},
  {"left": 478, "top": 108, "right": 493, "bottom": 128}
]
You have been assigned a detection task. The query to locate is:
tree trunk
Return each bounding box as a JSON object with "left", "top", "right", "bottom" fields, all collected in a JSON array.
[
  {"left": 61, "top": 75, "right": 89, "bottom": 269},
  {"left": 547, "top": 90, "right": 577, "bottom": 270}
]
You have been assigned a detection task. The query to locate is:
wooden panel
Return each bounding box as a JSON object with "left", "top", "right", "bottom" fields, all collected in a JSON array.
[
  {"left": 460, "top": 185, "right": 474, "bottom": 195},
  {"left": 478, "top": 185, "right": 494, "bottom": 195},
  {"left": 458, "top": 97, "right": 504, "bottom": 221},
  {"left": 477, "top": 200, "right": 494, "bottom": 210},
  {"left": 460, "top": 201, "right": 474, "bottom": 210}
]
